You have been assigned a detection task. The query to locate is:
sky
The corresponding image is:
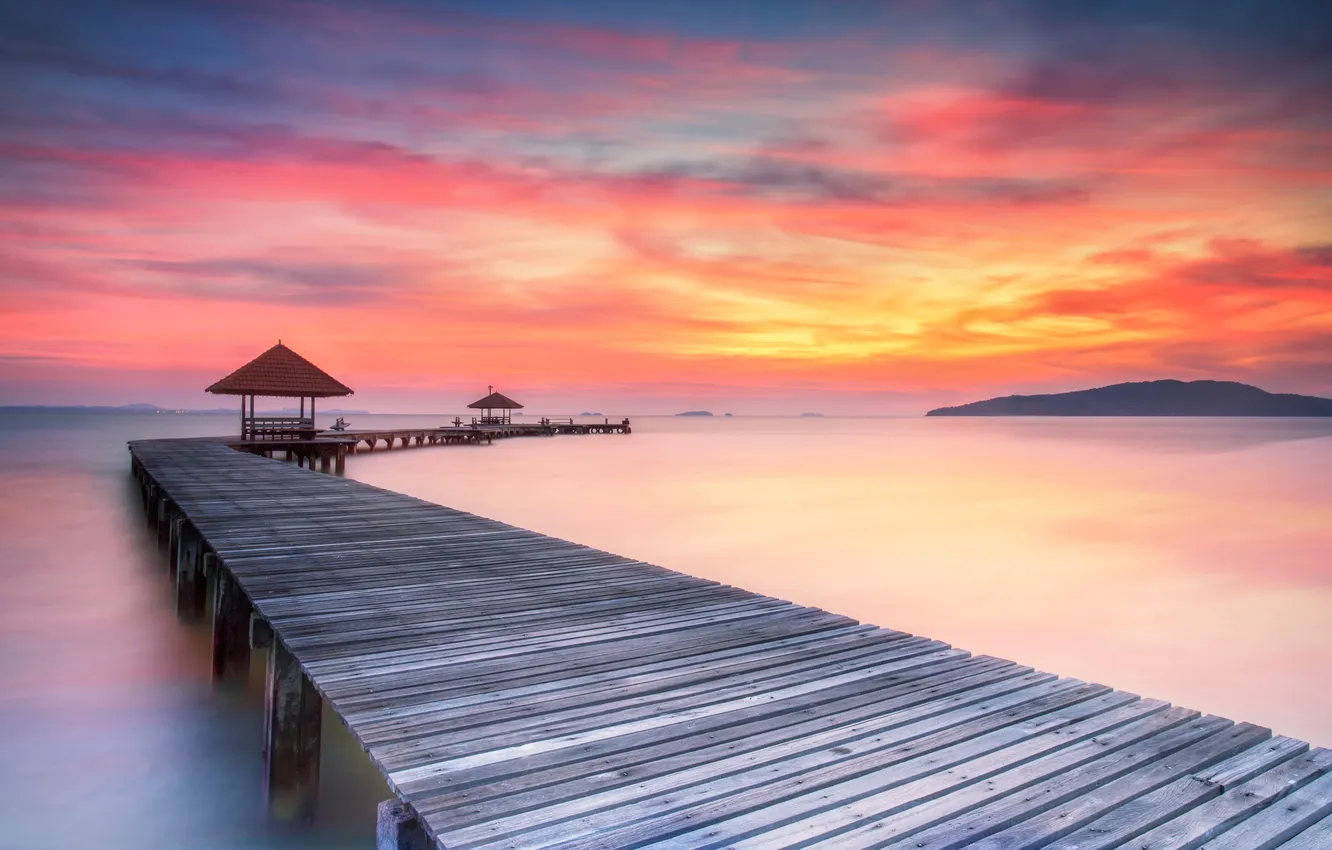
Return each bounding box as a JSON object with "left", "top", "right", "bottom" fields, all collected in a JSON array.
[{"left": 1, "top": 0, "right": 1329, "bottom": 414}]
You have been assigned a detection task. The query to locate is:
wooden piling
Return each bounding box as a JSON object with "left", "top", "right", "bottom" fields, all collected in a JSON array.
[
  {"left": 263, "top": 638, "right": 322, "bottom": 822},
  {"left": 212, "top": 567, "right": 251, "bottom": 684},
  {"left": 167, "top": 515, "right": 183, "bottom": 577},
  {"left": 175, "top": 523, "right": 207, "bottom": 621},
  {"left": 377, "top": 800, "right": 430, "bottom": 850},
  {"left": 156, "top": 495, "right": 173, "bottom": 549},
  {"left": 250, "top": 612, "right": 274, "bottom": 649}
]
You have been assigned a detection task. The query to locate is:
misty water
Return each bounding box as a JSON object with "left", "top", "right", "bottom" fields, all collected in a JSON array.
[{"left": 1, "top": 411, "right": 1330, "bottom": 847}]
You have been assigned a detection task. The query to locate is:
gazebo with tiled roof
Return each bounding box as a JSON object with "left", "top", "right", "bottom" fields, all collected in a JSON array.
[
  {"left": 207, "top": 342, "right": 354, "bottom": 440},
  {"left": 467, "top": 386, "right": 524, "bottom": 425}
]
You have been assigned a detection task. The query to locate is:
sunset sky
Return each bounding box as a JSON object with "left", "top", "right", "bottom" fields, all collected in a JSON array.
[{"left": 2, "top": 0, "right": 1329, "bottom": 413}]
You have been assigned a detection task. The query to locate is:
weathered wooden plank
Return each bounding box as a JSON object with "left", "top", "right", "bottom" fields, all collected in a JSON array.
[
  {"left": 409, "top": 656, "right": 1026, "bottom": 809},
  {"left": 967, "top": 737, "right": 1313, "bottom": 850},
  {"left": 441, "top": 682, "right": 1130, "bottom": 848},
  {"left": 926, "top": 730, "right": 1293, "bottom": 850},
  {"left": 1276, "top": 811, "right": 1332, "bottom": 849},
  {"left": 413, "top": 663, "right": 1045, "bottom": 824},
  {"left": 1198, "top": 769, "right": 1332, "bottom": 849},
  {"left": 1127, "top": 747, "right": 1332, "bottom": 850},
  {"left": 784, "top": 712, "right": 1232, "bottom": 850}
]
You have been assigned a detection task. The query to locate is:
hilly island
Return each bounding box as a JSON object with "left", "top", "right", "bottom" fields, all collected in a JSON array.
[{"left": 926, "top": 380, "right": 1332, "bottom": 417}]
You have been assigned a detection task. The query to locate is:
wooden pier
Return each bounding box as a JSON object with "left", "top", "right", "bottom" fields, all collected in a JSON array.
[
  {"left": 222, "top": 419, "right": 629, "bottom": 473},
  {"left": 334, "top": 420, "right": 631, "bottom": 452},
  {"left": 129, "top": 437, "right": 1332, "bottom": 849}
]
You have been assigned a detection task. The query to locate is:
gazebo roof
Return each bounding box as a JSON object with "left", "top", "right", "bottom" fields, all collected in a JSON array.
[
  {"left": 206, "top": 342, "right": 354, "bottom": 398},
  {"left": 467, "top": 389, "right": 523, "bottom": 410}
]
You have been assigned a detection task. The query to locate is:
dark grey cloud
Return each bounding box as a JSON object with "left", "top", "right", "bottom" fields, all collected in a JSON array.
[
  {"left": 628, "top": 157, "right": 1091, "bottom": 207},
  {"left": 0, "top": 2, "right": 278, "bottom": 106},
  {"left": 1007, "top": 0, "right": 1332, "bottom": 107},
  {"left": 124, "top": 258, "right": 403, "bottom": 305}
]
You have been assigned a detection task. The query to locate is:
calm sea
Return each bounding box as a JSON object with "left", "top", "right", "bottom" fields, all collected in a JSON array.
[{"left": 1, "top": 411, "right": 1330, "bottom": 848}]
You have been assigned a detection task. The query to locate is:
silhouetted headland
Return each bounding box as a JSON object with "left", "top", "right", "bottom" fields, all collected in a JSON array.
[
  {"left": 926, "top": 379, "right": 1332, "bottom": 417},
  {"left": 676, "top": 410, "right": 714, "bottom": 416}
]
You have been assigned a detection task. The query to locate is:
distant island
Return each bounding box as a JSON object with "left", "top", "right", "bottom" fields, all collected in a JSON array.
[
  {"left": 800, "top": 412, "right": 825, "bottom": 418},
  {"left": 579, "top": 411, "right": 603, "bottom": 416},
  {"left": 675, "top": 410, "right": 714, "bottom": 417},
  {"left": 926, "top": 380, "right": 1332, "bottom": 417},
  {"left": 724, "top": 413, "right": 734, "bottom": 417}
]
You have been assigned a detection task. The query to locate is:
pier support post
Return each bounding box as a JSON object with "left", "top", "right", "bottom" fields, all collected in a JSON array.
[
  {"left": 264, "top": 638, "right": 322, "bottom": 823},
  {"left": 212, "top": 568, "right": 251, "bottom": 684},
  {"left": 377, "top": 800, "right": 430, "bottom": 850},
  {"left": 175, "top": 523, "right": 208, "bottom": 621},
  {"left": 250, "top": 612, "right": 273, "bottom": 649},
  {"left": 168, "top": 515, "right": 184, "bottom": 577},
  {"left": 156, "top": 496, "right": 174, "bottom": 549},
  {"left": 334, "top": 445, "right": 346, "bottom": 475},
  {"left": 319, "top": 451, "right": 331, "bottom": 474}
]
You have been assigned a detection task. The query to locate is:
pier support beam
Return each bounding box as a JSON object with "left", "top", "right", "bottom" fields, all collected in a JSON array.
[
  {"left": 377, "top": 800, "right": 430, "bottom": 850},
  {"left": 264, "top": 638, "right": 322, "bottom": 823},
  {"left": 212, "top": 567, "right": 251, "bottom": 684},
  {"left": 168, "top": 515, "right": 184, "bottom": 577},
  {"left": 175, "top": 523, "right": 208, "bottom": 621},
  {"left": 250, "top": 612, "right": 273, "bottom": 649},
  {"left": 156, "top": 495, "right": 175, "bottom": 550},
  {"left": 334, "top": 445, "right": 346, "bottom": 475}
]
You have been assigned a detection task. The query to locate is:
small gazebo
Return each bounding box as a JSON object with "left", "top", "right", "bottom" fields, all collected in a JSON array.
[
  {"left": 467, "top": 386, "right": 523, "bottom": 425},
  {"left": 207, "top": 342, "right": 354, "bottom": 439}
]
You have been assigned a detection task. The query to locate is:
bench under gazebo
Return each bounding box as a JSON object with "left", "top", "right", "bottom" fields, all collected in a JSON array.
[
  {"left": 468, "top": 386, "right": 523, "bottom": 425},
  {"left": 207, "top": 342, "right": 354, "bottom": 440}
]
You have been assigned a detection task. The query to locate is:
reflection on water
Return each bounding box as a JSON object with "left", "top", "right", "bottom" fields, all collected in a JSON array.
[
  {"left": 1, "top": 412, "right": 1329, "bottom": 848},
  {"left": 950, "top": 415, "right": 1332, "bottom": 453}
]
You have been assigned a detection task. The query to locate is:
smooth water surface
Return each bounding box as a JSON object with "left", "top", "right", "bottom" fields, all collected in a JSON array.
[{"left": 1, "top": 411, "right": 1329, "bottom": 848}]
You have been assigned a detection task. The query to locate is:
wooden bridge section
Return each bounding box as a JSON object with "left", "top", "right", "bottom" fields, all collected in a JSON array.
[{"left": 129, "top": 438, "right": 1332, "bottom": 849}]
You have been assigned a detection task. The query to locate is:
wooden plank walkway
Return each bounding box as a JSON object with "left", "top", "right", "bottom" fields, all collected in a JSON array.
[{"left": 129, "top": 437, "right": 1332, "bottom": 849}]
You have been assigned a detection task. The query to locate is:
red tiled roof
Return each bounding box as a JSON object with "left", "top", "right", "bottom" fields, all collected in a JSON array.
[
  {"left": 206, "top": 343, "right": 353, "bottom": 398},
  {"left": 467, "top": 390, "right": 523, "bottom": 409}
]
